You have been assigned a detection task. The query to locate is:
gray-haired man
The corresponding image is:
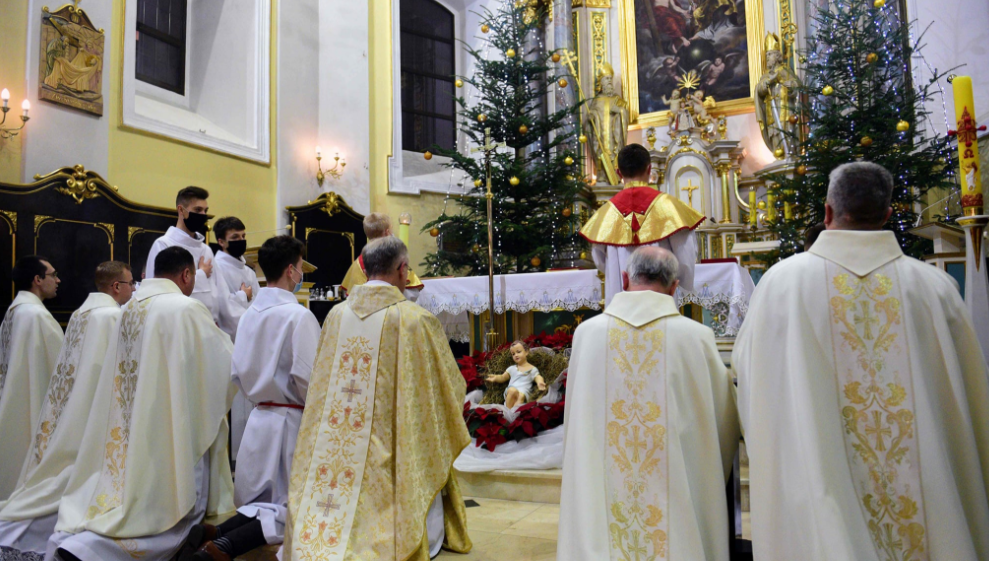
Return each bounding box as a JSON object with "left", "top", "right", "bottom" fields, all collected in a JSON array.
[
  {"left": 558, "top": 245, "right": 740, "bottom": 561},
  {"left": 734, "top": 161, "right": 989, "bottom": 560}
]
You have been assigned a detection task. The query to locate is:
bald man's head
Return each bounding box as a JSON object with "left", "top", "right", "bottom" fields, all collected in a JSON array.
[{"left": 623, "top": 246, "right": 680, "bottom": 296}]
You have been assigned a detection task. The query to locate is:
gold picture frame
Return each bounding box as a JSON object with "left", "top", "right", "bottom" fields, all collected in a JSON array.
[{"left": 619, "top": 0, "right": 765, "bottom": 130}]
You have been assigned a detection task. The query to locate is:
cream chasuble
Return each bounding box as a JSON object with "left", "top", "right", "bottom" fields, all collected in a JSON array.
[
  {"left": 733, "top": 230, "right": 989, "bottom": 561},
  {"left": 286, "top": 284, "right": 472, "bottom": 561},
  {"left": 558, "top": 290, "right": 739, "bottom": 561},
  {"left": 54, "top": 279, "right": 236, "bottom": 542},
  {"left": 0, "top": 293, "right": 121, "bottom": 552},
  {"left": 0, "top": 291, "right": 64, "bottom": 501}
]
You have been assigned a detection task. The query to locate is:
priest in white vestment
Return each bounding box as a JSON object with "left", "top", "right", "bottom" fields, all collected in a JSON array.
[
  {"left": 210, "top": 216, "right": 262, "bottom": 462},
  {"left": 558, "top": 246, "right": 740, "bottom": 561},
  {"left": 0, "top": 256, "right": 64, "bottom": 502},
  {"left": 145, "top": 186, "right": 225, "bottom": 324},
  {"left": 733, "top": 162, "right": 989, "bottom": 561},
  {"left": 285, "top": 236, "right": 471, "bottom": 561},
  {"left": 180, "top": 236, "right": 319, "bottom": 561},
  {"left": 0, "top": 262, "right": 134, "bottom": 557},
  {"left": 47, "top": 247, "right": 235, "bottom": 561},
  {"left": 582, "top": 144, "right": 704, "bottom": 305}
]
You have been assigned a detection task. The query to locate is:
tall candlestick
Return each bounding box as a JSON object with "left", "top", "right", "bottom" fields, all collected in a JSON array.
[
  {"left": 398, "top": 212, "right": 411, "bottom": 246},
  {"left": 749, "top": 187, "right": 758, "bottom": 225},
  {"left": 953, "top": 76, "right": 983, "bottom": 216},
  {"left": 784, "top": 190, "right": 793, "bottom": 221},
  {"left": 767, "top": 193, "right": 777, "bottom": 222}
]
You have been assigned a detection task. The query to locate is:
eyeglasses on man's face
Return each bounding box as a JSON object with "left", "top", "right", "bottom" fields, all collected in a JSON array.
[
  {"left": 115, "top": 280, "right": 139, "bottom": 288},
  {"left": 42, "top": 270, "right": 58, "bottom": 279}
]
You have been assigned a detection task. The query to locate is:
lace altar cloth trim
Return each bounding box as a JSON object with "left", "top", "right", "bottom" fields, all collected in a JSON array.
[
  {"left": 675, "top": 262, "right": 756, "bottom": 337},
  {"left": 418, "top": 270, "right": 603, "bottom": 316}
]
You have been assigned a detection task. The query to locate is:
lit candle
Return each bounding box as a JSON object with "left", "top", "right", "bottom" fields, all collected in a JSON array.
[
  {"left": 21, "top": 99, "right": 30, "bottom": 118},
  {"left": 315, "top": 146, "right": 322, "bottom": 159},
  {"left": 1, "top": 89, "right": 9, "bottom": 109},
  {"left": 749, "top": 187, "right": 758, "bottom": 225},
  {"left": 398, "top": 212, "right": 411, "bottom": 246},
  {"left": 952, "top": 76, "right": 983, "bottom": 216}
]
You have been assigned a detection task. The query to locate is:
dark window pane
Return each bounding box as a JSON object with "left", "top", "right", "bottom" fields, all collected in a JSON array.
[
  {"left": 135, "top": 0, "right": 187, "bottom": 95},
  {"left": 400, "top": 0, "right": 456, "bottom": 153}
]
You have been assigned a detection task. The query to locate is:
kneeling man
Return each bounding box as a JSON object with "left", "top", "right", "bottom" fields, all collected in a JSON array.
[
  {"left": 48, "top": 247, "right": 235, "bottom": 561},
  {"left": 557, "top": 246, "right": 740, "bottom": 561},
  {"left": 286, "top": 237, "right": 471, "bottom": 560},
  {"left": 0, "top": 262, "right": 133, "bottom": 557}
]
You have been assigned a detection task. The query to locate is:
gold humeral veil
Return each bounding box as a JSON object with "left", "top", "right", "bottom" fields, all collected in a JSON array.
[{"left": 286, "top": 284, "right": 472, "bottom": 561}]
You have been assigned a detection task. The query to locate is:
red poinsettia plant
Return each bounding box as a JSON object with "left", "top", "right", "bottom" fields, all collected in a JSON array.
[{"left": 458, "top": 332, "right": 571, "bottom": 451}]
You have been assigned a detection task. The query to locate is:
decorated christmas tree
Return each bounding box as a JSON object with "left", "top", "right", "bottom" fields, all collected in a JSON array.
[
  {"left": 421, "top": 1, "right": 584, "bottom": 277},
  {"left": 766, "top": 0, "right": 956, "bottom": 258}
]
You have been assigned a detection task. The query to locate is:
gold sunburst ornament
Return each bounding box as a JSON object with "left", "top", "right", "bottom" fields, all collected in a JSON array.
[{"left": 677, "top": 70, "right": 701, "bottom": 93}]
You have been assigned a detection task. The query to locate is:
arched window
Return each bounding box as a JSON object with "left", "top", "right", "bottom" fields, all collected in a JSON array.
[{"left": 400, "top": 0, "right": 456, "bottom": 153}]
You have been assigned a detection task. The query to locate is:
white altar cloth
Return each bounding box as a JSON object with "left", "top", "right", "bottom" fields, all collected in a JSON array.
[
  {"left": 677, "top": 261, "right": 755, "bottom": 337},
  {"left": 418, "top": 270, "right": 603, "bottom": 341}
]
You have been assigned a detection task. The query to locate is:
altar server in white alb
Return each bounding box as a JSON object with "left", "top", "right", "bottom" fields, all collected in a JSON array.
[
  {"left": 581, "top": 144, "right": 704, "bottom": 305},
  {"left": 734, "top": 162, "right": 989, "bottom": 560},
  {"left": 212, "top": 216, "right": 260, "bottom": 341},
  {"left": 181, "top": 235, "right": 319, "bottom": 561},
  {"left": 211, "top": 216, "right": 262, "bottom": 461},
  {"left": 557, "top": 246, "right": 740, "bottom": 561},
  {"left": 0, "top": 256, "right": 64, "bottom": 502},
  {"left": 145, "top": 186, "right": 225, "bottom": 323},
  {"left": 0, "top": 262, "right": 134, "bottom": 557},
  {"left": 48, "top": 247, "right": 235, "bottom": 561}
]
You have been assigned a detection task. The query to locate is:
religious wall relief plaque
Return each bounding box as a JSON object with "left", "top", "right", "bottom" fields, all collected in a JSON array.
[{"left": 38, "top": 3, "right": 105, "bottom": 116}]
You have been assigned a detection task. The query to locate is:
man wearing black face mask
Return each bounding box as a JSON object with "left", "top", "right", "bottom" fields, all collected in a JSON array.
[
  {"left": 145, "top": 186, "right": 224, "bottom": 324},
  {"left": 213, "top": 216, "right": 261, "bottom": 342}
]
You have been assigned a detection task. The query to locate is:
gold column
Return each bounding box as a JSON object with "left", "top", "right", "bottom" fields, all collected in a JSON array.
[{"left": 717, "top": 162, "right": 733, "bottom": 223}]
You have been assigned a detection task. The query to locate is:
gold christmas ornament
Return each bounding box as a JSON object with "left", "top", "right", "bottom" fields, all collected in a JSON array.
[
  {"left": 566, "top": 175, "right": 575, "bottom": 181},
  {"left": 757, "top": 201, "right": 767, "bottom": 210},
  {"left": 551, "top": 53, "right": 561, "bottom": 63},
  {"left": 562, "top": 207, "right": 572, "bottom": 217},
  {"left": 558, "top": 78, "right": 568, "bottom": 88},
  {"left": 564, "top": 156, "right": 574, "bottom": 165},
  {"left": 477, "top": 113, "right": 487, "bottom": 122},
  {"left": 796, "top": 165, "right": 807, "bottom": 175},
  {"left": 506, "top": 48, "right": 516, "bottom": 58},
  {"left": 429, "top": 227, "right": 440, "bottom": 237},
  {"left": 530, "top": 256, "right": 541, "bottom": 267},
  {"left": 799, "top": 56, "right": 807, "bottom": 63},
  {"left": 873, "top": 0, "right": 885, "bottom": 7},
  {"left": 578, "top": 134, "right": 588, "bottom": 143},
  {"left": 866, "top": 53, "right": 878, "bottom": 64},
  {"left": 579, "top": 250, "right": 588, "bottom": 260},
  {"left": 423, "top": 151, "right": 433, "bottom": 160},
  {"left": 519, "top": 124, "right": 529, "bottom": 134},
  {"left": 509, "top": 176, "right": 520, "bottom": 186},
  {"left": 788, "top": 115, "right": 799, "bottom": 125},
  {"left": 774, "top": 148, "right": 785, "bottom": 158},
  {"left": 455, "top": 79, "right": 464, "bottom": 88},
  {"left": 481, "top": 24, "right": 490, "bottom": 33},
  {"left": 822, "top": 85, "right": 834, "bottom": 96},
  {"left": 474, "top": 179, "right": 483, "bottom": 187},
  {"left": 472, "top": 244, "right": 481, "bottom": 253},
  {"left": 896, "top": 120, "right": 910, "bottom": 132},
  {"left": 860, "top": 136, "right": 873, "bottom": 147}
]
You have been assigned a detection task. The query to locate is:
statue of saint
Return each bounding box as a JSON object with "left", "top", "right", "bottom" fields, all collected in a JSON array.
[
  {"left": 755, "top": 33, "right": 801, "bottom": 159},
  {"left": 588, "top": 63, "right": 630, "bottom": 185}
]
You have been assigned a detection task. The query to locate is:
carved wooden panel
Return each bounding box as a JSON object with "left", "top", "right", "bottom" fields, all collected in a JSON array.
[{"left": 287, "top": 193, "right": 367, "bottom": 293}]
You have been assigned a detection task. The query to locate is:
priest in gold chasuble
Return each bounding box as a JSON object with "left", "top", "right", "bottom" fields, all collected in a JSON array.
[
  {"left": 734, "top": 163, "right": 989, "bottom": 561},
  {"left": 286, "top": 237, "right": 471, "bottom": 561},
  {"left": 340, "top": 212, "right": 424, "bottom": 301}
]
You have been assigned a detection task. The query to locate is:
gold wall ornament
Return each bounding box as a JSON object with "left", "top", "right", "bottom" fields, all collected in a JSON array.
[
  {"left": 572, "top": 0, "right": 611, "bottom": 6},
  {"left": 619, "top": 0, "right": 765, "bottom": 129},
  {"left": 39, "top": 3, "right": 106, "bottom": 116},
  {"left": 53, "top": 164, "right": 117, "bottom": 204},
  {"left": 590, "top": 11, "right": 608, "bottom": 93},
  {"left": 0, "top": 209, "right": 17, "bottom": 232},
  {"left": 34, "top": 214, "right": 53, "bottom": 233}
]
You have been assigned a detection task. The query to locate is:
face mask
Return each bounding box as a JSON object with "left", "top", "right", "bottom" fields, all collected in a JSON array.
[
  {"left": 183, "top": 210, "right": 209, "bottom": 237},
  {"left": 291, "top": 266, "right": 303, "bottom": 293},
  {"left": 225, "top": 239, "right": 247, "bottom": 259}
]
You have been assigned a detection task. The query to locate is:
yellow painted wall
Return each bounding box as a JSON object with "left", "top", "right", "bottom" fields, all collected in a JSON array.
[
  {"left": 0, "top": 0, "right": 28, "bottom": 183},
  {"left": 368, "top": 0, "right": 454, "bottom": 273},
  {"left": 107, "top": 0, "right": 279, "bottom": 238}
]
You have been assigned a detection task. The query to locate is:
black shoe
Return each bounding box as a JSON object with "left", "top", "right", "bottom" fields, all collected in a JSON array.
[{"left": 55, "top": 549, "right": 82, "bottom": 561}]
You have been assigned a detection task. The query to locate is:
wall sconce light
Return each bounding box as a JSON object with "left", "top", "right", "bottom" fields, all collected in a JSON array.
[
  {"left": 1, "top": 89, "right": 31, "bottom": 141},
  {"left": 315, "top": 146, "right": 345, "bottom": 187},
  {"left": 398, "top": 212, "right": 412, "bottom": 245}
]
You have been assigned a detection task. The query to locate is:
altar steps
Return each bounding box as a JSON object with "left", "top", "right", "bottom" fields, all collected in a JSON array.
[{"left": 456, "top": 468, "right": 562, "bottom": 505}]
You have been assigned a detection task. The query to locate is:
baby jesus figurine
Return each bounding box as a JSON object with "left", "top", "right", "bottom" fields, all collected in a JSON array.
[{"left": 486, "top": 340, "right": 547, "bottom": 409}]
